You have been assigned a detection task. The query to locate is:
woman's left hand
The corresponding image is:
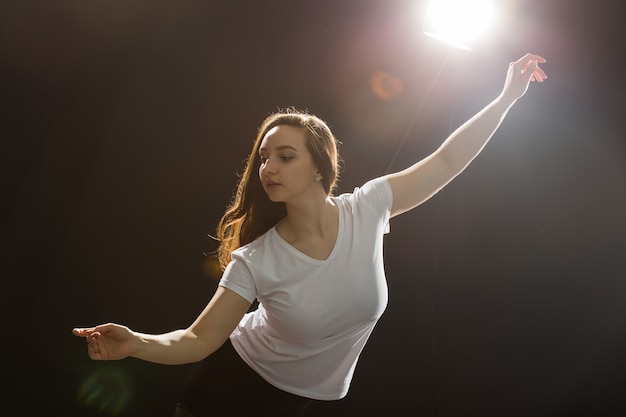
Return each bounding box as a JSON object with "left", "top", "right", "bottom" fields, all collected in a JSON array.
[{"left": 501, "top": 53, "right": 547, "bottom": 102}]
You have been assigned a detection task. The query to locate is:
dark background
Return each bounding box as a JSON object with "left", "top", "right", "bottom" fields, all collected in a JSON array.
[{"left": 2, "top": 1, "right": 626, "bottom": 416}]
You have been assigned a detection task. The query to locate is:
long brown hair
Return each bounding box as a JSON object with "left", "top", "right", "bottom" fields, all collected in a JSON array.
[{"left": 215, "top": 108, "right": 341, "bottom": 270}]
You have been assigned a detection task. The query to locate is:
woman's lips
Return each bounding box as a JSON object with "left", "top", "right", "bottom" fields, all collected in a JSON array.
[{"left": 265, "top": 181, "right": 280, "bottom": 190}]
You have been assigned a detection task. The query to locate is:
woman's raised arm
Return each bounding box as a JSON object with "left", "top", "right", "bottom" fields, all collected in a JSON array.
[{"left": 386, "top": 53, "right": 547, "bottom": 218}]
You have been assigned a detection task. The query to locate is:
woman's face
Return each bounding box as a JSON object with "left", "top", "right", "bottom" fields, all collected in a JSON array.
[{"left": 258, "top": 125, "right": 322, "bottom": 204}]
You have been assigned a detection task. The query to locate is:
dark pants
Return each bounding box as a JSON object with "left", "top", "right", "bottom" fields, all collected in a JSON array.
[{"left": 175, "top": 339, "right": 313, "bottom": 417}]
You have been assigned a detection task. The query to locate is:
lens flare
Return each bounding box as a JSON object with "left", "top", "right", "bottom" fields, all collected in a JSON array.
[
  {"left": 77, "top": 366, "right": 132, "bottom": 415},
  {"left": 369, "top": 70, "right": 405, "bottom": 101}
]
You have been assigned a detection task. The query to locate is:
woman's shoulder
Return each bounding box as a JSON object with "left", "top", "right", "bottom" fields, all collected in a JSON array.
[
  {"left": 231, "top": 226, "right": 277, "bottom": 260},
  {"left": 334, "top": 177, "right": 392, "bottom": 207}
]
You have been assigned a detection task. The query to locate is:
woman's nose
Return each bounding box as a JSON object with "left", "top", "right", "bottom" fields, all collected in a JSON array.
[{"left": 261, "top": 157, "right": 276, "bottom": 173}]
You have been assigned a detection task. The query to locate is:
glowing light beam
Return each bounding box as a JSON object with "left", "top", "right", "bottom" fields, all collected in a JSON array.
[{"left": 423, "top": 0, "right": 495, "bottom": 50}]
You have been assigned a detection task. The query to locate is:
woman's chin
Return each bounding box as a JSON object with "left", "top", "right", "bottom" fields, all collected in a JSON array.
[{"left": 264, "top": 193, "right": 284, "bottom": 203}]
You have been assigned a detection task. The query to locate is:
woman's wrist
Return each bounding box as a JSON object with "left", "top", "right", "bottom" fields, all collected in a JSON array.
[{"left": 130, "top": 331, "right": 148, "bottom": 358}]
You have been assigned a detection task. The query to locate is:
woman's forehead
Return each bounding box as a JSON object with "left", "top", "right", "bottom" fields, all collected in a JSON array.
[{"left": 260, "top": 125, "right": 306, "bottom": 150}]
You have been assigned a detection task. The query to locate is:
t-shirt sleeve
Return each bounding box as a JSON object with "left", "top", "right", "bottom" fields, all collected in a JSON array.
[
  {"left": 218, "top": 251, "right": 257, "bottom": 303},
  {"left": 351, "top": 176, "right": 393, "bottom": 234}
]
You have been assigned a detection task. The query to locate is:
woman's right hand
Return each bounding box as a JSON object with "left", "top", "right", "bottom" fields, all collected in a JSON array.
[{"left": 73, "top": 323, "right": 138, "bottom": 360}]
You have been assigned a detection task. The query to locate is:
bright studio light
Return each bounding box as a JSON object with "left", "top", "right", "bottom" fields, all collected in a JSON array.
[{"left": 423, "top": 0, "right": 495, "bottom": 50}]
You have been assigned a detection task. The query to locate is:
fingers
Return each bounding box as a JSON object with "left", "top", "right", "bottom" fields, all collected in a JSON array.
[
  {"left": 510, "top": 53, "right": 548, "bottom": 83},
  {"left": 73, "top": 328, "right": 99, "bottom": 343},
  {"left": 87, "top": 334, "right": 104, "bottom": 359},
  {"left": 533, "top": 65, "right": 547, "bottom": 82},
  {"left": 86, "top": 331, "right": 102, "bottom": 343},
  {"left": 527, "top": 62, "right": 547, "bottom": 83},
  {"left": 72, "top": 327, "right": 93, "bottom": 337},
  {"left": 514, "top": 53, "right": 546, "bottom": 65},
  {"left": 73, "top": 323, "right": 114, "bottom": 336},
  {"left": 74, "top": 326, "right": 107, "bottom": 360},
  {"left": 73, "top": 327, "right": 101, "bottom": 348}
]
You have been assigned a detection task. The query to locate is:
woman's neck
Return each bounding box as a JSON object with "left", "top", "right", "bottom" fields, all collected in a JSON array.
[{"left": 279, "top": 196, "right": 337, "bottom": 241}]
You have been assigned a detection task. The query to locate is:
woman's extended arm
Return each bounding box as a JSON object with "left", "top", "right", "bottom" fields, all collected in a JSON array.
[
  {"left": 73, "top": 286, "right": 252, "bottom": 365},
  {"left": 386, "top": 53, "right": 547, "bottom": 218}
]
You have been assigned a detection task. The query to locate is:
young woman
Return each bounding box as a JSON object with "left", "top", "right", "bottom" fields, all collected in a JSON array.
[{"left": 73, "top": 53, "right": 547, "bottom": 416}]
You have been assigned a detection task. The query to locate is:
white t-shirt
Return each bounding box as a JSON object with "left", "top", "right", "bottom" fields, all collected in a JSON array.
[{"left": 219, "top": 177, "right": 393, "bottom": 401}]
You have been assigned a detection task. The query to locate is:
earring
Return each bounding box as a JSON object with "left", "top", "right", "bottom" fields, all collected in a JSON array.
[{"left": 315, "top": 175, "right": 322, "bottom": 182}]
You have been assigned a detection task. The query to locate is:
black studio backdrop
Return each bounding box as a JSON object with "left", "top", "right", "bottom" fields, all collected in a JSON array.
[{"left": 2, "top": 1, "right": 626, "bottom": 416}]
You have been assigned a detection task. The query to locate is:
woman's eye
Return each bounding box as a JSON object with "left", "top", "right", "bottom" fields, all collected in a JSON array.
[{"left": 259, "top": 155, "right": 293, "bottom": 164}]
